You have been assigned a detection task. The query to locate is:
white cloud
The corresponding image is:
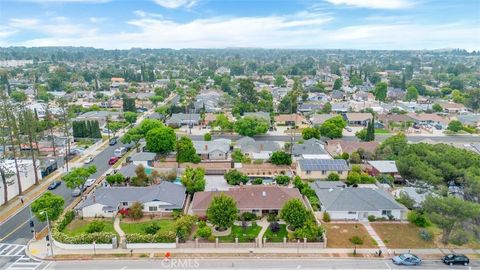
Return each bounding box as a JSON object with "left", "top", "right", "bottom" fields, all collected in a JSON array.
[
  {"left": 8, "top": 17, "right": 96, "bottom": 37},
  {"left": 4, "top": 11, "right": 479, "bottom": 51},
  {"left": 325, "top": 0, "right": 414, "bottom": 9},
  {"left": 153, "top": 0, "right": 198, "bottom": 9},
  {"left": 89, "top": 17, "right": 107, "bottom": 23}
]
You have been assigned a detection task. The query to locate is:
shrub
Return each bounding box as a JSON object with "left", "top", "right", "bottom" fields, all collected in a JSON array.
[
  {"left": 269, "top": 222, "right": 280, "bottom": 233},
  {"left": 86, "top": 220, "right": 105, "bottom": 233},
  {"left": 323, "top": 212, "right": 331, "bottom": 223},
  {"left": 57, "top": 211, "right": 75, "bottom": 232},
  {"left": 419, "top": 229, "right": 433, "bottom": 242},
  {"left": 224, "top": 169, "right": 249, "bottom": 185},
  {"left": 129, "top": 202, "right": 144, "bottom": 220},
  {"left": 240, "top": 212, "right": 257, "bottom": 221},
  {"left": 408, "top": 211, "right": 429, "bottom": 227},
  {"left": 349, "top": 236, "right": 364, "bottom": 245},
  {"left": 252, "top": 178, "right": 263, "bottom": 185},
  {"left": 267, "top": 213, "right": 278, "bottom": 222},
  {"left": 368, "top": 215, "right": 376, "bottom": 222},
  {"left": 125, "top": 231, "right": 176, "bottom": 243},
  {"left": 274, "top": 175, "right": 290, "bottom": 185},
  {"left": 327, "top": 173, "right": 340, "bottom": 181},
  {"left": 196, "top": 226, "right": 212, "bottom": 239},
  {"left": 174, "top": 215, "right": 197, "bottom": 241},
  {"left": 449, "top": 230, "right": 469, "bottom": 246},
  {"left": 293, "top": 221, "right": 324, "bottom": 242},
  {"left": 144, "top": 223, "right": 161, "bottom": 235},
  {"left": 204, "top": 133, "right": 212, "bottom": 141},
  {"left": 198, "top": 221, "right": 207, "bottom": 228}
]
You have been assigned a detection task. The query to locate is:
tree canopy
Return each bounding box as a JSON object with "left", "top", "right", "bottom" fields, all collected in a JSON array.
[
  {"left": 234, "top": 117, "right": 269, "bottom": 137},
  {"left": 62, "top": 165, "right": 97, "bottom": 189},
  {"left": 31, "top": 192, "right": 64, "bottom": 222},
  {"left": 145, "top": 126, "right": 176, "bottom": 153},
  {"left": 181, "top": 167, "right": 206, "bottom": 195},
  {"left": 207, "top": 194, "right": 238, "bottom": 230}
]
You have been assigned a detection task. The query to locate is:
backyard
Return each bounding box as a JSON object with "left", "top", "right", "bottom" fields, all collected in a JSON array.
[
  {"left": 120, "top": 219, "right": 175, "bottom": 235},
  {"left": 218, "top": 224, "right": 262, "bottom": 243},
  {"left": 325, "top": 223, "right": 378, "bottom": 248},
  {"left": 62, "top": 219, "right": 116, "bottom": 236},
  {"left": 371, "top": 223, "right": 437, "bottom": 249},
  {"left": 264, "top": 224, "right": 288, "bottom": 242}
]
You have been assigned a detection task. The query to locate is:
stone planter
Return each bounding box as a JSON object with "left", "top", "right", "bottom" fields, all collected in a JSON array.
[
  {"left": 212, "top": 226, "right": 231, "bottom": 237},
  {"left": 286, "top": 225, "right": 295, "bottom": 234}
]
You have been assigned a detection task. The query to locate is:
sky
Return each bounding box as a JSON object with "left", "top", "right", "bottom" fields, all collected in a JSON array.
[{"left": 0, "top": 0, "right": 479, "bottom": 50}]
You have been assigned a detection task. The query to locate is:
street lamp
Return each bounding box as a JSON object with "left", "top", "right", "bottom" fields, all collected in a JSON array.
[{"left": 40, "top": 211, "right": 54, "bottom": 257}]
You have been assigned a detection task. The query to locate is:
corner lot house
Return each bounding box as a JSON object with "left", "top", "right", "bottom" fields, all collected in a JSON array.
[
  {"left": 296, "top": 159, "right": 349, "bottom": 180},
  {"left": 310, "top": 181, "right": 407, "bottom": 220},
  {"left": 189, "top": 186, "right": 303, "bottom": 216},
  {"left": 76, "top": 181, "right": 186, "bottom": 218}
]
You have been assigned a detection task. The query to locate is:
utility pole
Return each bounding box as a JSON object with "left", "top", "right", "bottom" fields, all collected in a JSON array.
[{"left": 42, "top": 211, "right": 54, "bottom": 257}]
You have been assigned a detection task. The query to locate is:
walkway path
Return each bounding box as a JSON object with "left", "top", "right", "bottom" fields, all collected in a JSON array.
[
  {"left": 113, "top": 216, "right": 125, "bottom": 244},
  {"left": 361, "top": 222, "right": 387, "bottom": 251},
  {"left": 256, "top": 217, "right": 270, "bottom": 242}
]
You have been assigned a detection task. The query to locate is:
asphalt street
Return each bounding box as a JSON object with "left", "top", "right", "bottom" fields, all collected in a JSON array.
[
  {"left": 188, "top": 134, "right": 480, "bottom": 144},
  {"left": 45, "top": 258, "right": 480, "bottom": 270},
  {"left": 0, "top": 141, "right": 124, "bottom": 270}
]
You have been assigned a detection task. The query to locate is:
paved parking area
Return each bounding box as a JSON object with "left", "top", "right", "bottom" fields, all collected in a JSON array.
[{"left": 205, "top": 175, "right": 232, "bottom": 191}]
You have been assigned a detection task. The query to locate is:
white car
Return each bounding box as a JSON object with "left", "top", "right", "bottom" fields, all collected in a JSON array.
[
  {"left": 84, "top": 156, "right": 94, "bottom": 164},
  {"left": 84, "top": 178, "right": 96, "bottom": 187}
]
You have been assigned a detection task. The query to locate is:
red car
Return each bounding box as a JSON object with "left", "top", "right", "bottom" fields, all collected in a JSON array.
[{"left": 108, "top": 156, "right": 120, "bottom": 165}]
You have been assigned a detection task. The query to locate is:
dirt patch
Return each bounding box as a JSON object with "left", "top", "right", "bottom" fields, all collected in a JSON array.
[{"left": 325, "top": 223, "right": 378, "bottom": 248}]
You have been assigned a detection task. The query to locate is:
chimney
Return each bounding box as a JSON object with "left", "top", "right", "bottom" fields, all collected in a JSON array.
[
  {"left": 205, "top": 144, "right": 208, "bottom": 150},
  {"left": 260, "top": 144, "right": 264, "bottom": 151},
  {"left": 262, "top": 191, "right": 267, "bottom": 197}
]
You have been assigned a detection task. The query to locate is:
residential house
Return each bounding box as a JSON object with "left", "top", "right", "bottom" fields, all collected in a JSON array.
[
  {"left": 387, "top": 88, "right": 405, "bottom": 101},
  {"left": 331, "top": 90, "right": 346, "bottom": 101},
  {"left": 193, "top": 139, "right": 230, "bottom": 160},
  {"left": 393, "top": 187, "right": 432, "bottom": 208},
  {"left": 310, "top": 114, "right": 336, "bottom": 126},
  {"left": 146, "top": 112, "right": 165, "bottom": 121},
  {"left": 298, "top": 103, "right": 323, "bottom": 113},
  {"left": 344, "top": 113, "right": 372, "bottom": 126},
  {"left": 368, "top": 160, "right": 399, "bottom": 177},
  {"left": 377, "top": 113, "right": 413, "bottom": 129},
  {"left": 292, "top": 138, "right": 330, "bottom": 160},
  {"left": 310, "top": 181, "right": 407, "bottom": 220},
  {"left": 456, "top": 114, "right": 480, "bottom": 129},
  {"left": 190, "top": 186, "right": 303, "bottom": 217},
  {"left": 406, "top": 113, "right": 449, "bottom": 128},
  {"left": 130, "top": 152, "right": 157, "bottom": 167},
  {"left": 166, "top": 113, "right": 201, "bottom": 127},
  {"left": 274, "top": 114, "right": 308, "bottom": 127},
  {"left": 74, "top": 111, "right": 121, "bottom": 127},
  {"left": 237, "top": 163, "right": 293, "bottom": 178},
  {"left": 76, "top": 181, "right": 186, "bottom": 218},
  {"left": 296, "top": 159, "right": 350, "bottom": 180},
  {"left": 331, "top": 102, "right": 349, "bottom": 113},
  {"left": 235, "top": 137, "right": 280, "bottom": 160},
  {"left": 438, "top": 102, "right": 467, "bottom": 114}
]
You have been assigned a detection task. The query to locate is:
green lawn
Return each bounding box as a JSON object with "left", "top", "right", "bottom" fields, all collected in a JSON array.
[
  {"left": 264, "top": 224, "right": 288, "bottom": 242},
  {"left": 218, "top": 224, "right": 262, "bottom": 243},
  {"left": 63, "top": 219, "right": 116, "bottom": 236},
  {"left": 120, "top": 219, "right": 175, "bottom": 235},
  {"left": 375, "top": 128, "right": 390, "bottom": 134}
]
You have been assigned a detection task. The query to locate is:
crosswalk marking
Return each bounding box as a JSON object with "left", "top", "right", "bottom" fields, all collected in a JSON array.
[
  {"left": 0, "top": 243, "right": 50, "bottom": 270},
  {"left": 0, "top": 243, "right": 24, "bottom": 256}
]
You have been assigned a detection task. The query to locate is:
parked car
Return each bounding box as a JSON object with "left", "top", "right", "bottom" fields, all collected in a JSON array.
[
  {"left": 392, "top": 254, "right": 422, "bottom": 266},
  {"left": 413, "top": 124, "right": 421, "bottom": 129},
  {"left": 84, "top": 156, "right": 94, "bottom": 164},
  {"left": 442, "top": 254, "right": 469, "bottom": 266},
  {"left": 84, "top": 178, "right": 96, "bottom": 187},
  {"left": 48, "top": 181, "right": 61, "bottom": 190},
  {"left": 345, "top": 126, "right": 352, "bottom": 132},
  {"left": 109, "top": 137, "right": 118, "bottom": 146},
  {"left": 71, "top": 187, "right": 82, "bottom": 197},
  {"left": 434, "top": 124, "right": 443, "bottom": 130},
  {"left": 114, "top": 147, "right": 127, "bottom": 157},
  {"left": 108, "top": 156, "right": 120, "bottom": 165}
]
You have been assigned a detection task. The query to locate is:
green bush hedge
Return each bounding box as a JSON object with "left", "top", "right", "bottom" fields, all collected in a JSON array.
[
  {"left": 52, "top": 228, "right": 116, "bottom": 244},
  {"left": 126, "top": 231, "right": 176, "bottom": 243},
  {"left": 56, "top": 211, "right": 75, "bottom": 232}
]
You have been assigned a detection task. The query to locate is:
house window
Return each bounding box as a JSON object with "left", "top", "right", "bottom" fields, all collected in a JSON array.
[
  {"left": 348, "top": 211, "right": 356, "bottom": 214},
  {"left": 252, "top": 209, "right": 259, "bottom": 213},
  {"left": 306, "top": 170, "right": 311, "bottom": 175},
  {"left": 322, "top": 170, "right": 326, "bottom": 175},
  {"left": 337, "top": 171, "right": 342, "bottom": 174},
  {"left": 122, "top": 202, "right": 128, "bottom": 206},
  {"left": 149, "top": 206, "right": 158, "bottom": 212},
  {"left": 382, "top": 210, "right": 392, "bottom": 216}
]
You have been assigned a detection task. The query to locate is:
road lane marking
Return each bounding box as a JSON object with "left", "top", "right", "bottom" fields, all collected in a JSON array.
[
  {"left": 0, "top": 218, "right": 30, "bottom": 242},
  {"left": 385, "top": 262, "right": 391, "bottom": 269}
]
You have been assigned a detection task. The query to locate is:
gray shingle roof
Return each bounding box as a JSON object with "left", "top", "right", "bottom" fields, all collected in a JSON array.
[
  {"left": 368, "top": 160, "right": 398, "bottom": 173},
  {"left": 236, "top": 137, "right": 280, "bottom": 153},
  {"left": 312, "top": 186, "right": 406, "bottom": 211},
  {"left": 77, "top": 181, "right": 186, "bottom": 210},
  {"left": 118, "top": 163, "right": 137, "bottom": 177},
  {"left": 298, "top": 159, "right": 349, "bottom": 171},
  {"left": 292, "top": 138, "right": 328, "bottom": 156},
  {"left": 193, "top": 140, "right": 229, "bottom": 154},
  {"left": 131, "top": 152, "right": 156, "bottom": 161}
]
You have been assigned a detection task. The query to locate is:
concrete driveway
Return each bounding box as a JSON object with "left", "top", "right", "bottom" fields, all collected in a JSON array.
[{"left": 205, "top": 175, "right": 232, "bottom": 191}]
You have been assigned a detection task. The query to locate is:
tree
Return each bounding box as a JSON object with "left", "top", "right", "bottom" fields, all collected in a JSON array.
[
  {"left": 224, "top": 169, "right": 249, "bottom": 185},
  {"left": 129, "top": 201, "right": 144, "bottom": 220},
  {"left": 322, "top": 102, "right": 332, "bottom": 114},
  {"left": 238, "top": 79, "right": 257, "bottom": 104},
  {"left": 318, "top": 115, "right": 346, "bottom": 139},
  {"left": 432, "top": 103, "right": 443, "bottom": 112},
  {"left": 106, "top": 121, "right": 124, "bottom": 137},
  {"left": 145, "top": 126, "right": 176, "bottom": 153},
  {"left": 374, "top": 82, "right": 387, "bottom": 102},
  {"left": 270, "top": 151, "right": 292, "bottom": 165},
  {"left": 375, "top": 133, "right": 408, "bottom": 160},
  {"left": 207, "top": 194, "right": 238, "bottom": 230},
  {"left": 423, "top": 196, "right": 480, "bottom": 244},
  {"left": 447, "top": 120, "right": 463, "bottom": 133},
  {"left": 62, "top": 166, "right": 97, "bottom": 189},
  {"left": 106, "top": 173, "right": 125, "bottom": 185},
  {"left": 466, "top": 89, "right": 480, "bottom": 112},
  {"left": 302, "top": 127, "right": 320, "bottom": 140},
  {"left": 451, "top": 90, "right": 464, "bottom": 103},
  {"left": 405, "top": 86, "right": 419, "bottom": 101},
  {"left": 274, "top": 74, "right": 286, "bottom": 87},
  {"left": 176, "top": 136, "right": 200, "bottom": 163},
  {"left": 138, "top": 119, "right": 164, "bottom": 135},
  {"left": 327, "top": 173, "right": 340, "bottom": 181},
  {"left": 132, "top": 164, "right": 148, "bottom": 186},
  {"left": 181, "top": 167, "right": 205, "bottom": 195},
  {"left": 274, "top": 175, "right": 290, "bottom": 185},
  {"left": 365, "top": 118, "right": 375, "bottom": 141},
  {"left": 122, "top": 97, "right": 136, "bottom": 112},
  {"left": 349, "top": 151, "right": 362, "bottom": 164},
  {"left": 123, "top": 111, "right": 137, "bottom": 124},
  {"left": 31, "top": 192, "right": 64, "bottom": 222},
  {"left": 333, "top": 78, "right": 342, "bottom": 90},
  {"left": 346, "top": 171, "right": 361, "bottom": 186},
  {"left": 212, "top": 113, "right": 232, "bottom": 132},
  {"left": 19, "top": 108, "right": 40, "bottom": 185},
  {"left": 234, "top": 117, "right": 269, "bottom": 137},
  {"left": 280, "top": 199, "right": 309, "bottom": 229},
  {"left": 204, "top": 133, "right": 212, "bottom": 141},
  {"left": 10, "top": 91, "right": 27, "bottom": 102},
  {"left": 355, "top": 128, "right": 367, "bottom": 141}
]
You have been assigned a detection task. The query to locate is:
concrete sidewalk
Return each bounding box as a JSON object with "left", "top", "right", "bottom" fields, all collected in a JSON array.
[{"left": 27, "top": 236, "right": 480, "bottom": 261}]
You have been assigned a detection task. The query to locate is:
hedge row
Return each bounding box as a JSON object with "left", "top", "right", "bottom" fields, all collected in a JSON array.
[{"left": 125, "top": 231, "right": 176, "bottom": 243}]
